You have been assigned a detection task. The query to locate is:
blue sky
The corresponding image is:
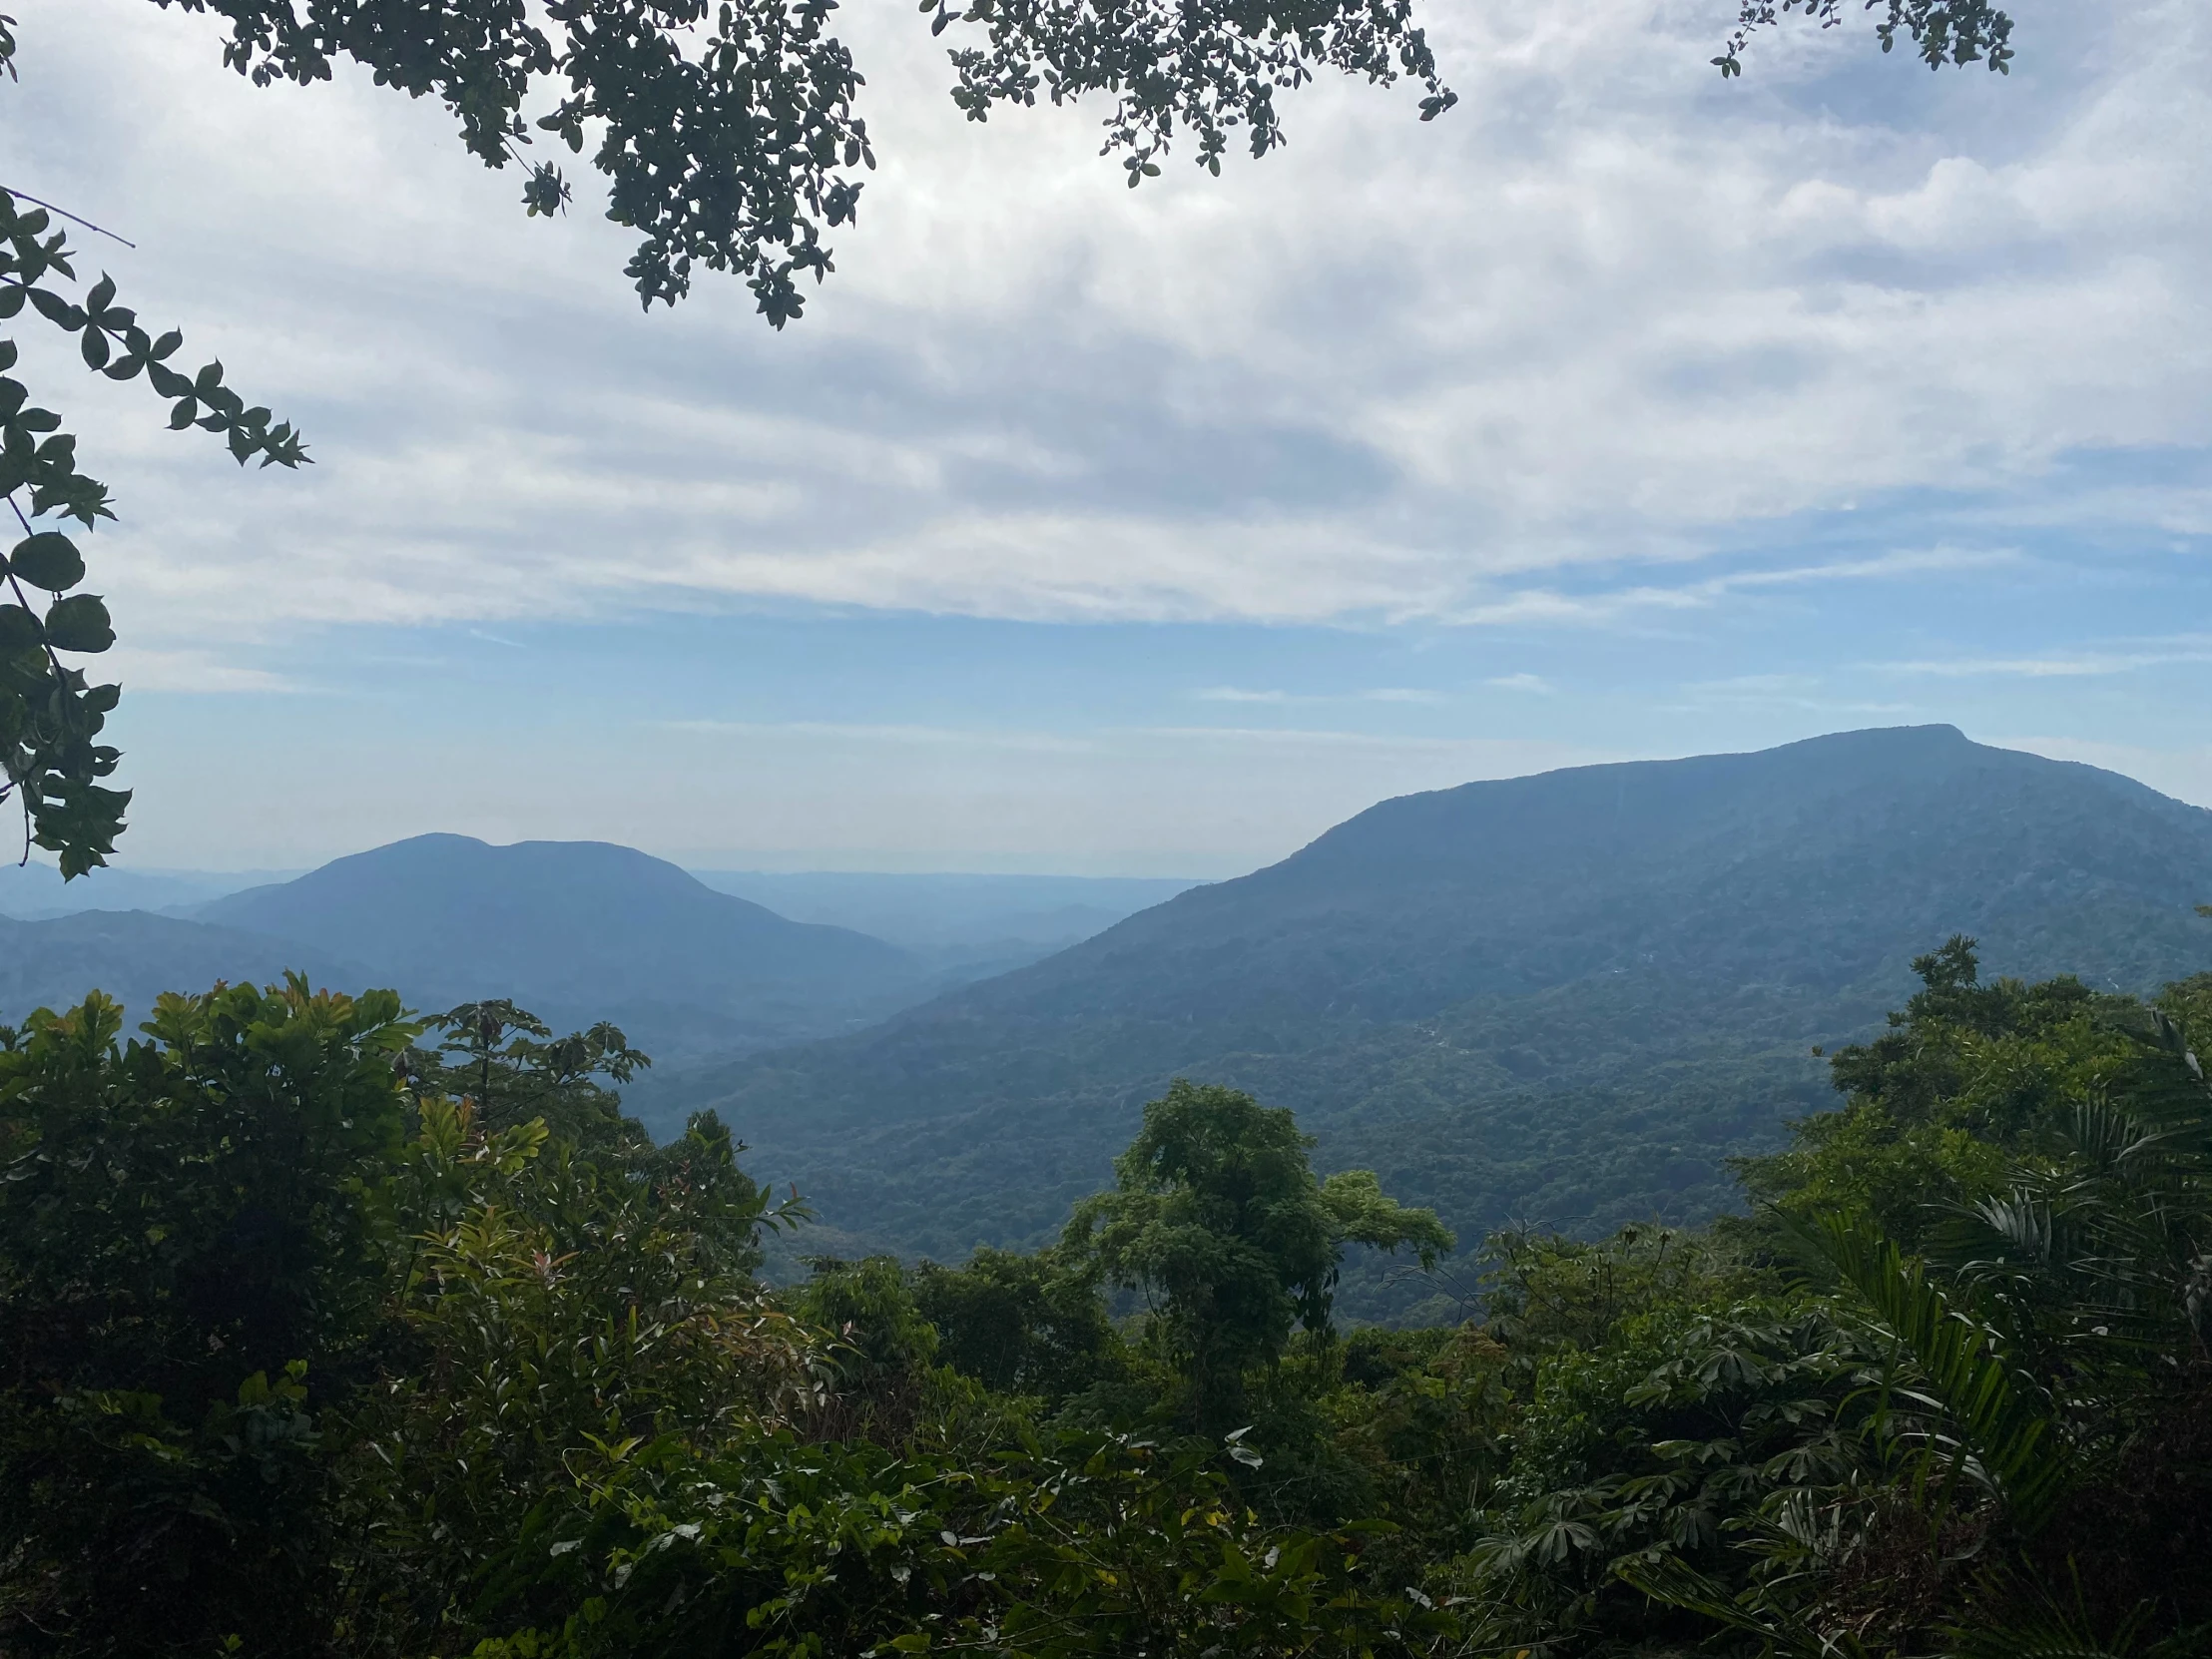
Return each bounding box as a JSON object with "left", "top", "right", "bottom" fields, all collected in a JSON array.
[{"left": 4, "top": 0, "right": 2208, "bottom": 874}]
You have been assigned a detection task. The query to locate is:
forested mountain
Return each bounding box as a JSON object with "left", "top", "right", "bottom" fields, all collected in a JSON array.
[
  {"left": 3, "top": 837, "right": 944, "bottom": 1061},
  {"left": 186, "top": 834, "right": 928, "bottom": 1059},
  {"left": 0, "top": 846, "right": 1193, "bottom": 1063},
  {"left": 643, "top": 726, "right": 2212, "bottom": 1316}
]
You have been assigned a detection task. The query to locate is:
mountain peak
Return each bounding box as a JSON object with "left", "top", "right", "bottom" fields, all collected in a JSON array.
[
  {"left": 191, "top": 833, "right": 922, "bottom": 1057},
  {"left": 653, "top": 727, "right": 2212, "bottom": 1317}
]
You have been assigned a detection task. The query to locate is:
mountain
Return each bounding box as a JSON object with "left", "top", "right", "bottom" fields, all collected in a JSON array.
[
  {"left": 640, "top": 727, "right": 2212, "bottom": 1318},
  {"left": 189, "top": 834, "right": 927, "bottom": 1059},
  {"left": 1, "top": 842, "right": 1191, "bottom": 1065},
  {"left": 689, "top": 871, "right": 1206, "bottom": 977},
  {"left": 0, "top": 909, "right": 370, "bottom": 1028}
]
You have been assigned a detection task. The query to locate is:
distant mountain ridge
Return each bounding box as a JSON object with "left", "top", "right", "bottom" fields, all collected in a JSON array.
[
  {"left": 187, "top": 834, "right": 925, "bottom": 1058},
  {"left": 0, "top": 840, "right": 1200, "bottom": 1060},
  {"left": 0, "top": 909, "right": 371, "bottom": 1029},
  {"left": 0, "top": 862, "right": 294, "bottom": 919},
  {"left": 642, "top": 727, "right": 2212, "bottom": 1318}
]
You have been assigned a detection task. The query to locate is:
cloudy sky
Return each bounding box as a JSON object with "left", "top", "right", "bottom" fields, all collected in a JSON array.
[{"left": 4, "top": 0, "right": 2208, "bottom": 875}]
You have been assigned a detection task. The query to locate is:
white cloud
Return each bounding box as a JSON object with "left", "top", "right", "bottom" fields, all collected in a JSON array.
[
  {"left": 1194, "top": 686, "right": 1448, "bottom": 705},
  {"left": 5, "top": 0, "right": 2207, "bottom": 648},
  {"left": 1486, "top": 672, "right": 1555, "bottom": 693},
  {"left": 1875, "top": 648, "right": 2212, "bottom": 677},
  {"left": 660, "top": 719, "right": 1097, "bottom": 753},
  {"left": 98, "top": 646, "right": 298, "bottom": 694}
]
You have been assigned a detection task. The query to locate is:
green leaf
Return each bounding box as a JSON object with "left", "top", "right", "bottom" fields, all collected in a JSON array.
[
  {"left": 8, "top": 530, "right": 85, "bottom": 591},
  {"left": 26, "top": 285, "right": 85, "bottom": 329},
  {"left": 43, "top": 592, "right": 114, "bottom": 653},
  {"left": 1794, "top": 1208, "right": 2070, "bottom": 1530},
  {"left": 0, "top": 601, "right": 42, "bottom": 650}
]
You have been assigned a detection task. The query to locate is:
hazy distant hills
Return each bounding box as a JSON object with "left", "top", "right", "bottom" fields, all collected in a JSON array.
[
  {"left": 645, "top": 727, "right": 2212, "bottom": 1317},
  {"left": 0, "top": 862, "right": 292, "bottom": 918},
  {"left": 0, "top": 839, "right": 1197, "bottom": 1062},
  {"left": 0, "top": 836, "right": 931, "bottom": 1058},
  {"left": 0, "top": 909, "right": 370, "bottom": 1028},
  {"left": 183, "top": 835, "right": 925, "bottom": 1057},
  {"left": 691, "top": 871, "right": 1205, "bottom": 976}
]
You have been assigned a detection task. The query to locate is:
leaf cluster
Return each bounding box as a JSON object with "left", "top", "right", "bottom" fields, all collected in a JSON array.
[
  {"left": 1714, "top": 0, "right": 2015, "bottom": 79},
  {"left": 933, "top": 0, "right": 1455, "bottom": 187},
  {"left": 0, "top": 978, "right": 416, "bottom": 1655},
  {"left": 1448, "top": 941, "right": 2212, "bottom": 1657},
  {"left": 0, "top": 188, "right": 307, "bottom": 874}
]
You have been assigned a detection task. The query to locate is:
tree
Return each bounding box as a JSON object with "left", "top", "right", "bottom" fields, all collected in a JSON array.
[
  {"left": 1064, "top": 1079, "right": 1450, "bottom": 1426},
  {"left": 0, "top": 974, "right": 795, "bottom": 1655},
  {"left": 1730, "top": 935, "right": 2141, "bottom": 1256},
  {"left": 0, "top": 978, "right": 415, "bottom": 1656},
  {"left": 338, "top": 1088, "right": 811, "bottom": 1649},
  {"left": 913, "top": 1243, "right": 1117, "bottom": 1401},
  {"left": 405, "top": 997, "right": 650, "bottom": 1151}
]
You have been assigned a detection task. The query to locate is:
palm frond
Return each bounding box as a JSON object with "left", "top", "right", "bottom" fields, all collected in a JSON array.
[{"left": 1791, "top": 1210, "right": 2069, "bottom": 1531}]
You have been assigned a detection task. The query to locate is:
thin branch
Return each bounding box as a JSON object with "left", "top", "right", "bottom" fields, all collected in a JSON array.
[{"left": 0, "top": 186, "right": 136, "bottom": 249}]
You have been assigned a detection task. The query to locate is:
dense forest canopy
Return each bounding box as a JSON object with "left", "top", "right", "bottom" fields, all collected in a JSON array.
[{"left": 6, "top": 928, "right": 2210, "bottom": 1656}]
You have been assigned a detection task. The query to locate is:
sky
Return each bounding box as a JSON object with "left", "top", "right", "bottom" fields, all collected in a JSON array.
[{"left": 2, "top": 0, "right": 2208, "bottom": 876}]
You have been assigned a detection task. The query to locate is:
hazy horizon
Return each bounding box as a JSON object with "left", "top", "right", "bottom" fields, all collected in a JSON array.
[{"left": 1, "top": 722, "right": 2206, "bottom": 884}]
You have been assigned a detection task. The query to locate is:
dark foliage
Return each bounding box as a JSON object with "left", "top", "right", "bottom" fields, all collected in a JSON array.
[
  {"left": 6, "top": 915, "right": 2208, "bottom": 1656},
  {"left": 0, "top": 980, "right": 410, "bottom": 1656},
  {"left": 912, "top": 1245, "right": 1117, "bottom": 1401}
]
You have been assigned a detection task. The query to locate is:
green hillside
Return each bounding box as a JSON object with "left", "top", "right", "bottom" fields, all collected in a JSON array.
[{"left": 637, "top": 726, "right": 2212, "bottom": 1318}]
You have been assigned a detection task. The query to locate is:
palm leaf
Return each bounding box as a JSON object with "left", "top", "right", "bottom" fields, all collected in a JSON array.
[
  {"left": 1611, "top": 1548, "right": 1864, "bottom": 1658},
  {"left": 1791, "top": 1210, "right": 2069, "bottom": 1531}
]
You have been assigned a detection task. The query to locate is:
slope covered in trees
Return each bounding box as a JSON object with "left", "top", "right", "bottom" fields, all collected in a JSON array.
[{"left": 643, "top": 727, "right": 2212, "bottom": 1316}]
